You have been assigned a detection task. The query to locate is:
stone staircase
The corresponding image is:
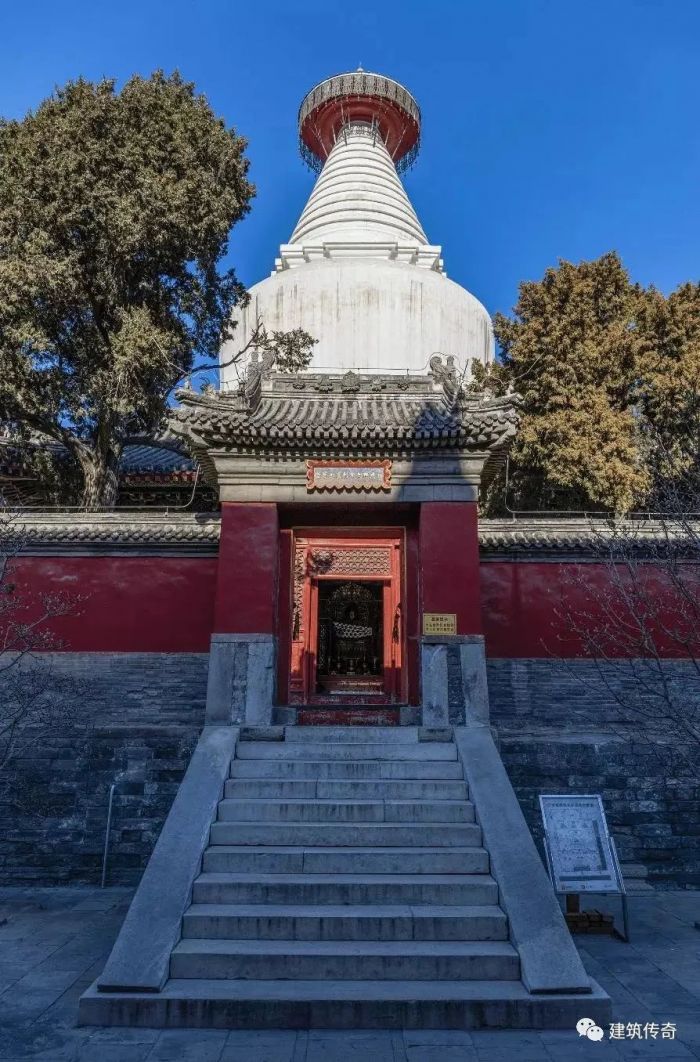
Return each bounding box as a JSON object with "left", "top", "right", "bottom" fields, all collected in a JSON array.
[
  {"left": 173, "top": 727, "right": 518, "bottom": 990},
  {"left": 81, "top": 725, "right": 611, "bottom": 1028}
]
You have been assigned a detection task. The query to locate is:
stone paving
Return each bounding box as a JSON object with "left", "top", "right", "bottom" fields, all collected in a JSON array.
[{"left": 0, "top": 887, "right": 698, "bottom": 1060}]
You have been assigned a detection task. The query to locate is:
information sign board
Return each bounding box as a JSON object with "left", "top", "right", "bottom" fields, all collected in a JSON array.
[
  {"left": 423, "top": 612, "right": 457, "bottom": 636},
  {"left": 539, "top": 794, "right": 622, "bottom": 894}
]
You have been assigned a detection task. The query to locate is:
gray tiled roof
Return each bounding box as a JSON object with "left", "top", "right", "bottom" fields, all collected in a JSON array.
[
  {"left": 120, "top": 443, "right": 194, "bottom": 473},
  {"left": 171, "top": 370, "right": 520, "bottom": 456},
  {"left": 0, "top": 439, "right": 194, "bottom": 476}
]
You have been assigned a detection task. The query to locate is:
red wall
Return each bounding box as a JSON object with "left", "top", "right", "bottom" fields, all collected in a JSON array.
[
  {"left": 420, "top": 503, "right": 482, "bottom": 635},
  {"left": 480, "top": 561, "right": 699, "bottom": 658},
  {"left": 214, "top": 503, "right": 279, "bottom": 634},
  {"left": 6, "top": 546, "right": 696, "bottom": 661},
  {"left": 6, "top": 556, "right": 217, "bottom": 652}
]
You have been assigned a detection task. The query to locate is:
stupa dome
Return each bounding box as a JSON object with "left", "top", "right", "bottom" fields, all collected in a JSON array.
[{"left": 221, "top": 70, "right": 494, "bottom": 385}]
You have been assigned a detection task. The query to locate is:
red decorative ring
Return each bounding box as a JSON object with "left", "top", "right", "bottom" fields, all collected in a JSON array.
[{"left": 298, "top": 71, "right": 421, "bottom": 174}]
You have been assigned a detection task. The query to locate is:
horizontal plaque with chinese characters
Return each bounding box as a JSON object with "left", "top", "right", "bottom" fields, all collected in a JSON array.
[
  {"left": 306, "top": 460, "right": 391, "bottom": 492},
  {"left": 539, "top": 794, "right": 622, "bottom": 894},
  {"left": 423, "top": 612, "right": 457, "bottom": 635}
]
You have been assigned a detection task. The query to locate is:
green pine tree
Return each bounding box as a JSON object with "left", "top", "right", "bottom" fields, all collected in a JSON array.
[
  {"left": 0, "top": 72, "right": 314, "bottom": 509},
  {"left": 474, "top": 252, "right": 699, "bottom": 515}
]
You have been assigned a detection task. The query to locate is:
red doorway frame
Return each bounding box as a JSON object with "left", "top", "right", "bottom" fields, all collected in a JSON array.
[{"left": 284, "top": 528, "right": 406, "bottom": 706}]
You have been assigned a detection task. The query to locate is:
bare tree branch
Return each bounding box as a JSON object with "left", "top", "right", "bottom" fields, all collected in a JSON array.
[{"left": 549, "top": 478, "right": 700, "bottom": 774}]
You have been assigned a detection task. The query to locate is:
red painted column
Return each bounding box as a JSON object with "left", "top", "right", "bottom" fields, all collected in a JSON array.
[
  {"left": 276, "top": 529, "right": 294, "bottom": 704},
  {"left": 213, "top": 503, "right": 279, "bottom": 634},
  {"left": 419, "top": 502, "right": 482, "bottom": 635}
]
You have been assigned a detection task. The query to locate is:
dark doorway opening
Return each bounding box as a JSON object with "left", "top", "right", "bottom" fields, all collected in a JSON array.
[
  {"left": 283, "top": 528, "right": 408, "bottom": 710},
  {"left": 316, "top": 580, "right": 384, "bottom": 697}
]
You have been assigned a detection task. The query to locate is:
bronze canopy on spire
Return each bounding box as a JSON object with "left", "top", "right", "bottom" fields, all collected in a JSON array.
[{"left": 298, "top": 70, "right": 421, "bottom": 174}]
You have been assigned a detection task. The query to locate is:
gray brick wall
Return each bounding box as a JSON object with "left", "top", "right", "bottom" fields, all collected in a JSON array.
[
  {"left": 488, "top": 658, "right": 700, "bottom": 888},
  {"left": 3, "top": 651, "right": 698, "bottom": 888},
  {"left": 0, "top": 653, "right": 208, "bottom": 885}
]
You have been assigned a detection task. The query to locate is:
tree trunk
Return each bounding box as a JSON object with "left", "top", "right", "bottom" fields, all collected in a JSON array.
[{"left": 80, "top": 449, "right": 121, "bottom": 511}]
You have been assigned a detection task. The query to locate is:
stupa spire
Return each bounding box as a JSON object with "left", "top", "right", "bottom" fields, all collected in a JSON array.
[
  {"left": 222, "top": 68, "right": 494, "bottom": 381},
  {"left": 275, "top": 71, "right": 443, "bottom": 274}
]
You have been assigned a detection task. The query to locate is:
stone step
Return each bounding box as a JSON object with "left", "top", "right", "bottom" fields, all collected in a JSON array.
[
  {"left": 295, "top": 710, "right": 405, "bottom": 726},
  {"left": 225, "top": 779, "right": 318, "bottom": 799},
  {"left": 624, "top": 880, "right": 655, "bottom": 894},
  {"left": 170, "top": 938, "right": 520, "bottom": 981},
  {"left": 216, "top": 798, "right": 474, "bottom": 824},
  {"left": 284, "top": 726, "right": 424, "bottom": 743},
  {"left": 202, "top": 845, "right": 490, "bottom": 875},
  {"left": 192, "top": 872, "right": 498, "bottom": 906},
  {"left": 235, "top": 742, "right": 457, "bottom": 762},
  {"left": 621, "top": 862, "right": 648, "bottom": 880},
  {"left": 230, "top": 759, "right": 465, "bottom": 780},
  {"left": 620, "top": 862, "right": 654, "bottom": 893},
  {"left": 181, "top": 903, "right": 508, "bottom": 942},
  {"left": 209, "top": 821, "right": 482, "bottom": 848},
  {"left": 80, "top": 976, "right": 613, "bottom": 1030},
  {"left": 224, "top": 779, "right": 469, "bottom": 800}
]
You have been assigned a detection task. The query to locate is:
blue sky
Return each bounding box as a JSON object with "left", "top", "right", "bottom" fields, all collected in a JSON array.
[{"left": 2, "top": 0, "right": 698, "bottom": 320}]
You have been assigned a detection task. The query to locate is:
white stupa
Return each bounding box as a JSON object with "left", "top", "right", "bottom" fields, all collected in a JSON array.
[{"left": 221, "top": 70, "right": 494, "bottom": 384}]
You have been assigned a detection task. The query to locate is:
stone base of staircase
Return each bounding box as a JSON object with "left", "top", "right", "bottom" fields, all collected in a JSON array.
[
  {"left": 80, "top": 725, "right": 611, "bottom": 1030},
  {"left": 80, "top": 977, "right": 611, "bottom": 1030}
]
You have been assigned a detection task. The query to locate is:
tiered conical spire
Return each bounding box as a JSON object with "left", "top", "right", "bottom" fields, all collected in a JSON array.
[
  {"left": 291, "top": 124, "right": 427, "bottom": 244},
  {"left": 276, "top": 124, "right": 442, "bottom": 273}
]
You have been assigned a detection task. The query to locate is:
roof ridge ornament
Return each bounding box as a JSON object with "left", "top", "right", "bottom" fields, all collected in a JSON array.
[
  {"left": 429, "top": 354, "right": 460, "bottom": 402},
  {"left": 340, "top": 370, "right": 361, "bottom": 393},
  {"left": 242, "top": 348, "right": 276, "bottom": 410}
]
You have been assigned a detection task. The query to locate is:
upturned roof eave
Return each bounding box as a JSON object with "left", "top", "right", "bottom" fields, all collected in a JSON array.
[{"left": 169, "top": 370, "right": 521, "bottom": 459}]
